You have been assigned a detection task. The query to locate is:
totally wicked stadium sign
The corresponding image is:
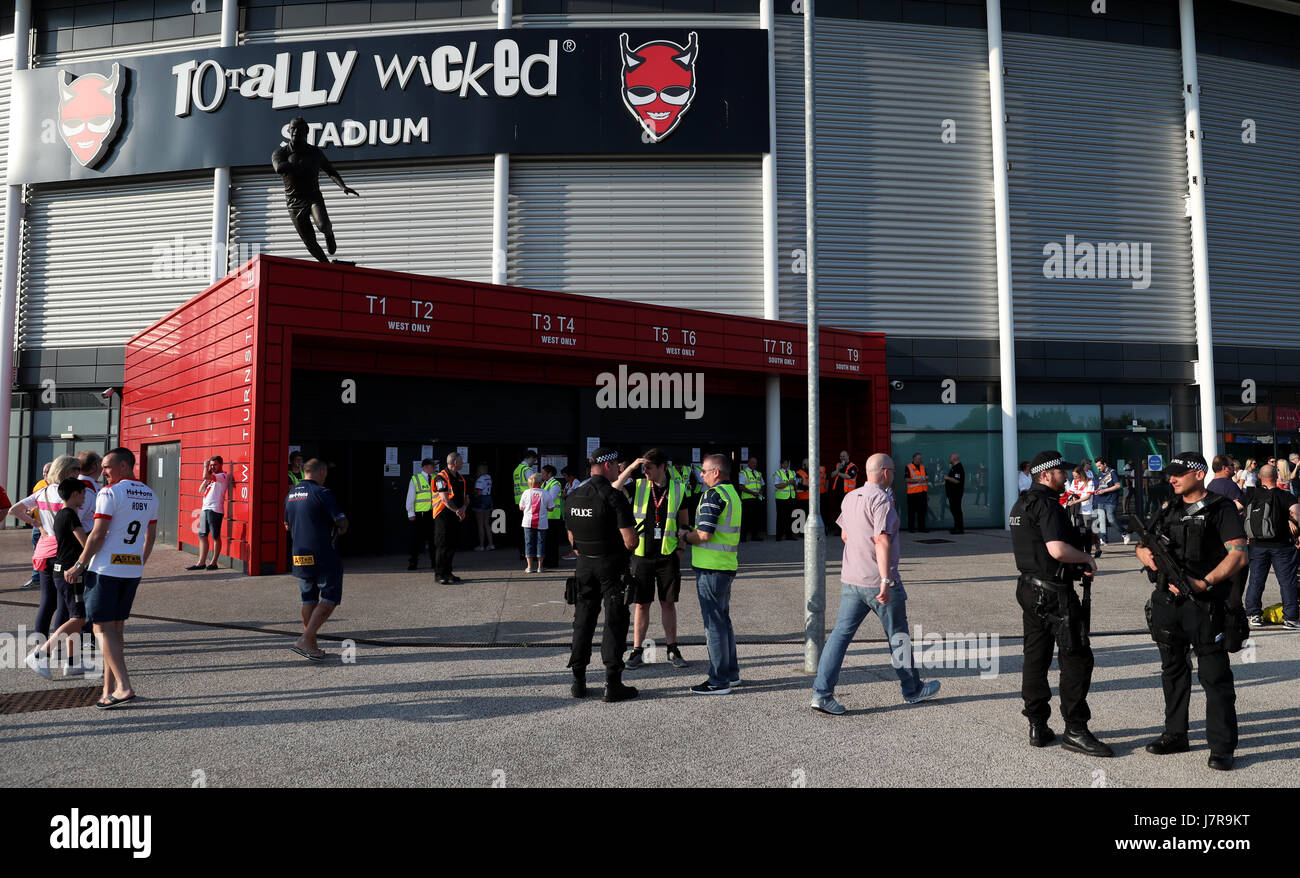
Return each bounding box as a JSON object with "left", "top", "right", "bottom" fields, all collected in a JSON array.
[{"left": 8, "top": 28, "right": 768, "bottom": 184}]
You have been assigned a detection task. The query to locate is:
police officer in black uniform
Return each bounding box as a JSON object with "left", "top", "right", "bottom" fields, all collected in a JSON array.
[
  {"left": 564, "top": 447, "right": 639, "bottom": 703},
  {"left": 1135, "top": 452, "right": 1247, "bottom": 771},
  {"left": 1009, "top": 451, "right": 1113, "bottom": 757}
]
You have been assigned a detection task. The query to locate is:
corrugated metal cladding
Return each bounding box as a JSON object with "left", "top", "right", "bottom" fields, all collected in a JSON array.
[
  {"left": 31, "top": 35, "right": 218, "bottom": 67},
  {"left": 775, "top": 18, "right": 998, "bottom": 336},
  {"left": 1198, "top": 54, "right": 1300, "bottom": 348},
  {"left": 20, "top": 175, "right": 214, "bottom": 349},
  {"left": 229, "top": 159, "right": 493, "bottom": 281},
  {"left": 507, "top": 158, "right": 764, "bottom": 316},
  {"left": 1003, "top": 33, "right": 1194, "bottom": 343},
  {"left": 242, "top": 17, "right": 495, "bottom": 44},
  {"left": 0, "top": 51, "right": 11, "bottom": 294}
]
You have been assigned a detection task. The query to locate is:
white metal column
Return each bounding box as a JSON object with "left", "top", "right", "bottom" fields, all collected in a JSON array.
[
  {"left": 491, "top": 0, "right": 511, "bottom": 285},
  {"left": 1, "top": 0, "right": 31, "bottom": 490},
  {"left": 762, "top": 0, "right": 780, "bottom": 536},
  {"left": 987, "top": 0, "right": 1018, "bottom": 526},
  {"left": 802, "top": 0, "right": 825, "bottom": 673},
  {"left": 1179, "top": 0, "right": 1217, "bottom": 460},
  {"left": 209, "top": 0, "right": 239, "bottom": 283}
]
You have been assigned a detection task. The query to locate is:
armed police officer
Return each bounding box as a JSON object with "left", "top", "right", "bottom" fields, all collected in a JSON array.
[
  {"left": 1010, "top": 451, "right": 1113, "bottom": 757},
  {"left": 564, "top": 447, "right": 640, "bottom": 703},
  {"left": 1134, "top": 452, "right": 1247, "bottom": 771}
]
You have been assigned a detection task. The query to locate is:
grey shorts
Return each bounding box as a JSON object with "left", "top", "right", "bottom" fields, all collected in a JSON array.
[{"left": 198, "top": 509, "right": 224, "bottom": 537}]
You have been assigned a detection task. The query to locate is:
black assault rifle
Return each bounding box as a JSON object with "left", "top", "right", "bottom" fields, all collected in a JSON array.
[{"left": 1126, "top": 513, "right": 1190, "bottom": 597}]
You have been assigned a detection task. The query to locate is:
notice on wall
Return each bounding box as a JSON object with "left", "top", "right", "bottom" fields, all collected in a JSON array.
[
  {"left": 421, "top": 445, "right": 433, "bottom": 461},
  {"left": 384, "top": 463, "right": 400, "bottom": 477},
  {"left": 457, "top": 446, "right": 469, "bottom": 469},
  {"left": 586, "top": 437, "right": 600, "bottom": 460},
  {"left": 288, "top": 445, "right": 301, "bottom": 456},
  {"left": 691, "top": 447, "right": 701, "bottom": 464},
  {"left": 541, "top": 455, "right": 568, "bottom": 473},
  {"left": 413, "top": 461, "right": 423, "bottom": 476},
  {"left": 385, "top": 446, "right": 398, "bottom": 465},
  {"left": 741, "top": 447, "right": 749, "bottom": 461}
]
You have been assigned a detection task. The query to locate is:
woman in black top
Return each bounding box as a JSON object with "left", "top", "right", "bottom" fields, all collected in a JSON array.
[{"left": 24, "top": 478, "right": 89, "bottom": 679}]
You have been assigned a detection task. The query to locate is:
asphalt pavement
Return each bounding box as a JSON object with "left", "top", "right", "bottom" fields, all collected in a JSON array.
[{"left": 1, "top": 526, "right": 1296, "bottom": 788}]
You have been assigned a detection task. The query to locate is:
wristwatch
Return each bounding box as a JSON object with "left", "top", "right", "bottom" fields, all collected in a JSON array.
[{"left": 881, "top": 577, "right": 895, "bottom": 587}]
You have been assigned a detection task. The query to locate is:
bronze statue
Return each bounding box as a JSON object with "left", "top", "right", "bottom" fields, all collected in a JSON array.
[{"left": 272, "top": 116, "right": 359, "bottom": 263}]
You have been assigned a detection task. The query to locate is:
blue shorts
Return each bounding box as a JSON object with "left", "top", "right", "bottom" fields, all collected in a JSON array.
[
  {"left": 472, "top": 496, "right": 493, "bottom": 511},
  {"left": 524, "top": 527, "right": 544, "bottom": 557},
  {"left": 83, "top": 571, "right": 141, "bottom": 624},
  {"left": 198, "top": 509, "right": 224, "bottom": 537},
  {"left": 297, "top": 567, "right": 343, "bottom": 606}
]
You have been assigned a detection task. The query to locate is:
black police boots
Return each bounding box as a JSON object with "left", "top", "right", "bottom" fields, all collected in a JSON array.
[
  {"left": 1061, "top": 725, "right": 1115, "bottom": 757},
  {"left": 1207, "top": 753, "right": 1234, "bottom": 771},
  {"left": 570, "top": 669, "right": 587, "bottom": 699},
  {"left": 1144, "top": 732, "right": 1190, "bottom": 755},
  {"left": 602, "top": 670, "right": 638, "bottom": 703},
  {"left": 1029, "top": 721, "right": 1057, "bottom": 748}
]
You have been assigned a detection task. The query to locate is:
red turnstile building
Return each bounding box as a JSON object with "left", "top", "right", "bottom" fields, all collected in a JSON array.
[{"left": 123, "top": 256, "right": 888, "bottom": 574}]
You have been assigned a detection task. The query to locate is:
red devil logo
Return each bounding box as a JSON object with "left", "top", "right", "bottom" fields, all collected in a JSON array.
[
  {"left": 58, "top": 63, "right": 124, "bottom": 169},
  {"left": 619, "top": 32, "right": 699, "bottom": 143}
]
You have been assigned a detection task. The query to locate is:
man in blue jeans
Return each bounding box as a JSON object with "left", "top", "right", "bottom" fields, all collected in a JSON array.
[
  {"left": 1242, "top": 464, "right": 1300, "bottom": 630},
  {"left": 811, "top": 452, "right": 940, "bottom": 715},
  {"left": 680, "top": 453, "right": 742, "bottom": 694}
]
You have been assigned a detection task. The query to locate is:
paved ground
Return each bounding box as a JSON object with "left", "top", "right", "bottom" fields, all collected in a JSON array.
[{"left": 1, "top": 528, "right": 1297, "bottom": 788}]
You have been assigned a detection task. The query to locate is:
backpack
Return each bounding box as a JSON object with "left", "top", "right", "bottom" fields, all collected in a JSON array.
[{"left": 1244, "top": 487, "right": 1286, "bottom": 541}]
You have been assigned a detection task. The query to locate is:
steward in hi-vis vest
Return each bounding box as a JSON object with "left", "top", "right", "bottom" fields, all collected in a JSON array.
[
  {"left": 405, "top": 458, "right": 437, "bottom": 571},
  {"left": 680, "top": 453, "right": 743, "bottom": 694},
  {"left": 773, "top": 459, "right": 798, "bottom": 542},
  {"left": 905, "top": 455, "right": 929, "bottom": 534},
  {"left": 739, "top": 457, "right": 765, "bottom": 542}
]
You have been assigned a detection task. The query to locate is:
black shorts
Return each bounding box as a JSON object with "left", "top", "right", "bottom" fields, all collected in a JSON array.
[{"left": 631, "top": 553, "right": 681, "bottom": 604}]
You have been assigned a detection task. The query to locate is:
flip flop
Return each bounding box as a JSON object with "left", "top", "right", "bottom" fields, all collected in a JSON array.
[
  {"left": 289, "top": 645, "right": 328, "bottom": 662},
  {"left": 95, "top": 693, "right": 136, "bottom": 710}
]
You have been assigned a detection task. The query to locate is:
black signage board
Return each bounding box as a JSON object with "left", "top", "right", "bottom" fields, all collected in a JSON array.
[{"left": 10, "top": 27, "right": 769, "bottom": 184}]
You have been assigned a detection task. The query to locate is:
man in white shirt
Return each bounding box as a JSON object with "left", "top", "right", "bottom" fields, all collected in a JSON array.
[
  {"left": 192, "top": 456, "right": 229, "bottom": 571},
  {"left": 63, "top": 447, "right": 157, "bottom": 709},
  {"left": 77, "top": 450, "right": 103, "bottom": 532}
]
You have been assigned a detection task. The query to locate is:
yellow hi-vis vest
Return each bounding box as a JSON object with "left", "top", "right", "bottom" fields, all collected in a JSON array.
[
  {"left": 668, "top": 465, "right": 690, "bottom": 496},
  {"left": 774, "top": 469, "right": 796, "bottom": 500},
  {"left": 633, "top": 478, "right": 683, "bottom": 556},
  {"left": 543, "top": 477, "right": 564, "bottom": 520},
  {"left": 740, "top": 467, "right": 764, "bottom": 500},
  {"left": 513, "top": 462, "right": 532, "bottom": 503},
  {"left": 411, "top": 472, "right": 433, "bottom": 512},
  {"left": 692, "top": 483, "right": 741, "bottom": 572}
]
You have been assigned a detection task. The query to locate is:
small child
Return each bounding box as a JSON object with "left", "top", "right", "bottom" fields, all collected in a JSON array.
[
  {"left": 25, "top": 477, "right": 90, "bottom": 678},
  {"left": 518, "top": 472, "right": 553, "bottom": 573}
]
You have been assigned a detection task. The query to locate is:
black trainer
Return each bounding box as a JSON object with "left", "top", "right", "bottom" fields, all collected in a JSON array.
[
  {"left": 624, "top": 649, "right": 644, "bottom": 670},
  {"left": 1061, "top": 726, "right": 1114, "bottom": 757},
  {"left": 603, "top": 682, "right": 638, "bottom": 702},
  {"left": 1145, "top": 732, "right": 1190, "bottom": 755},
  {"left": 1029, "top": 721, "right": 1057, "bottom": 748},
  {"left": 570, "top": 671, "right": 587, "bottom": 699}
]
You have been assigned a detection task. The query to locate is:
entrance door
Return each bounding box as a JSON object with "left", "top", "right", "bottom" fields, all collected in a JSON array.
[{"left": 145, "top": 443, "right": 181, "bottom": 548}]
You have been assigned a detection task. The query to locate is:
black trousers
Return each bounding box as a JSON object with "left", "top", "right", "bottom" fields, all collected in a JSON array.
[
  {"left": 544, "top": 522, "right": 561, "bottom": 568},
  {"left": 569, "top": 555, "right": 631, "bottom": 673},
  {"left": 288, "top": 200, "right": 335, "bottom": 263},
  {"left": 1149, "top": 590, "right": 1238, "bottom": 755},
  {"left": 907, "top": 491, "right": 928, "bottom": 532},
  {"left": 741, "top": 498, "right": 764, "bottom": 541},
  {"left": 775, "top": 498, "right": 796, "bottom": 540},
  {"left": 947, "top": 490, "right": 964, "bottom": 533},
  {"left": 1017, "top": 575, "right": 1094, "bottom": 727},
  {"left": 433, "top": 513, "right": 459, "bottom": 579},
  {"left": 408, "top": 512, "right": 435, "bottom": 567}
]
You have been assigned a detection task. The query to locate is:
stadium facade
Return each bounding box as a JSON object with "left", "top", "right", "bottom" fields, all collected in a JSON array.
[{"left": 1, "top": 0, "right": 1298, "bottom": 541}]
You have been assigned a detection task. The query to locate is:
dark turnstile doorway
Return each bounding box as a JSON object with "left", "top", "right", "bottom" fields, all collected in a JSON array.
[{"left": 144, "top": 442, "right": 181, "bottom": 547}]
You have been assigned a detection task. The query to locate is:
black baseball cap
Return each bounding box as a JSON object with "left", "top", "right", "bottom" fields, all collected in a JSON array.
[
  {"left": 589, "top": 447, "right": 620, "bottom": 465},
  {"left": 421, "top": 457, "right": 435, "bottom": 467},
  {"left": 1164, "top": 451, "right": 1208, "bottom": 476},
  {"left": 1029, "top": 451, "right": 1073, "bottom": 475}
]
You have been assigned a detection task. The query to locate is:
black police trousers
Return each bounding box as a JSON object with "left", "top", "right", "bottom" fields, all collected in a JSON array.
[
  {"left": 408, "top": 511, "right": 435, "bottom": 568},
  {"left": 946, "top": 490, "right": 963, "bottom": 533},
  {"left": 907, "top": 491, "right": 928, "bottom": 532},
  {"left": 568, "top": 555, "right": 631, "bottom": 673},
  {"left": 1017, "top": 575, "right": 1094, "bottom": 727},
  {"left": 433, "top": 513, "right": 459, "bottom": 580},
  {"left": 741, "top": 498, "right": 764, "bottom": 541},
  {"left": 1148, "top": 589, "right": 1238, "bottom": 755},
  {"left": 775, "top": 498, "right": 795, "bottom": 540}
]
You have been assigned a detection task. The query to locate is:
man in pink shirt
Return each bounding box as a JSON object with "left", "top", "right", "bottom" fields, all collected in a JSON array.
[{"left": 811, "top": 452, "right": 941, "bottom": 715}]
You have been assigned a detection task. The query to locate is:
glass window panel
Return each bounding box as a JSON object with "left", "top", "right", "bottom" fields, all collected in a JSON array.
[
  {"left": 1222, "top": 404, "right": 1271, "bottom": 429},
  {"left": 1017, "top": 432, "right": 1104, "bottom": 470},
  {"left": 33, "top": 409, "right": 109, "bottom": 437},
  {"left": 1102, "top": 404, "right": 1170, "bottom": 430},
  {"left": 890, "top": 431, "right": 1004, "bottom": 528},
  {"left": 890, "top": 404, "right": 998, "bottom": 431},
  {"left": 1016, "top": 405, "right": 1100, "bottom": 430}
]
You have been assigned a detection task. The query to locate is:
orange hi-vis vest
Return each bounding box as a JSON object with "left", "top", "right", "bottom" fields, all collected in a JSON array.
[
  {"left": 796, "top": 469, "right": 810, "bottom": 501},
  {"left": 431, "top": 469, "right": 464, "bottom": 517},
  {"left": 906, "top": 463, "right": 928, "bottom": 494},
  {"left": 833, "top": 462, "right": 858, "bottom": 493}
]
